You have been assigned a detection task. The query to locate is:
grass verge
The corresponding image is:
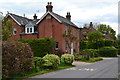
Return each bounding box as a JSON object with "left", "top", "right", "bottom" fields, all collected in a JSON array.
[
  {"left": 9, "top": 63, "right": 75, "bottom": 80},
  {"left": 80, "top": 57, "right": 103, "bottom": 63}
]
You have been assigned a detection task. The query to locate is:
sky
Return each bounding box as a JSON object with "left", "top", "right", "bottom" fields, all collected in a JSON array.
[{"left": 0, "top": 0, "right": 119, "bottom": 35}]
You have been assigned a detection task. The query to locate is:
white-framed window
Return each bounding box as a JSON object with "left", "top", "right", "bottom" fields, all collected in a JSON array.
[
  {"left": 13, "top": 27, "right": 17, "bottom": 35},
  {"left": 25, "top": 27, "right": 34, "bottom": 34},
  {"left": 65, "top": 26, "right": 68, "bottom": 35}
]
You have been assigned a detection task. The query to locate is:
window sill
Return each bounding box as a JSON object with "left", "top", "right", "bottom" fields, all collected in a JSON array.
[{"left": 20, "top": 32, "right": 38, "bottom": 35}]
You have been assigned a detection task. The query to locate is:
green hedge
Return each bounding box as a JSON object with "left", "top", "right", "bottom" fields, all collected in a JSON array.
[
  {"left": 99, "top": 46, "right": 118, "bottom": 57},
  {"left": 61, "top": 54, "right": 74, "bottom": 64},
  {"left": 83, "top": 49, "right": 99, "bottom": 58},
  {"left": 42, "top": 54, "right": 60, "bottom": 68},
  {"left": 18, "top": 38, "right": 55, "bottom": 57},
  {"left": 2, "top": 41, "right": 34, "bottom": 79},
  {"left": 80, "top": 40, "right": 115, "bottom": 50}
]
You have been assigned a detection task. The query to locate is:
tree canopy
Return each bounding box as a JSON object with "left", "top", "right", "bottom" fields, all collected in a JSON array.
[
  {"left": 2, "top": 19, "right": 13, "bottom": 41},
  {"left": 98, "top": 24, "right": 116, "bottom": 40},
  {"left": 87, "top": 31, "right": 102, "bottom": 41}
]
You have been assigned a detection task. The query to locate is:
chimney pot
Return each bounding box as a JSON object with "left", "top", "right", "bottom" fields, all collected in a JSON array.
[
  {"left": 66, "top": 12, "right": 71, "bottom": 21},
  {"left": 90, "top": 22, "right": 93, "bottom": 27},
  {"left": 46, "top": 2, "right": 53, "bottom": 12},
  {"left": 33, "top": 14, "right": 37, "bottom": 20}
]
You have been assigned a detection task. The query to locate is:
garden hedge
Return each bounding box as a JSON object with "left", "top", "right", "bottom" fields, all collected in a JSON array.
[
  {"left": 80, "top": 40, "right": 115, "bottom": 50},
  {"left": 99, "top": 46, "right": 118, "bottom": 57},
  {"left": 83, "top": 49, "right": 99, "bottom": 58},
  {"left": 18, "top": 38, "right": 55, "bottom": 57},
  {"left": 2, "top": 41, "right": 34, "bottom": 79}
]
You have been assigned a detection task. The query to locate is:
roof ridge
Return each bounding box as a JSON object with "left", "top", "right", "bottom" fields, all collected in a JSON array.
[
  {"left": 52, "top": 12, "right": 71, "bottom": 22},
  {"left": 51, "top": 12, "right": 77, "bottom": 27},
  {"left": 9, "top": 13, "right": 32, "bottom": 20}
]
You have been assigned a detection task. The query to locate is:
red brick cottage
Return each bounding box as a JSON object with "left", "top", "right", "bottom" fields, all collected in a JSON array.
[{"left": 4, "top": 2, "right": 80, "bottom": 54}]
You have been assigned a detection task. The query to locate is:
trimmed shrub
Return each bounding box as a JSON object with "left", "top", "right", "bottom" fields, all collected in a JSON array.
[
  {"left": 80, "top": 40, "right": 115, "bottom": 50},
  {"left": 104, "top": 40, "right": 113, "bottom": 46},
  {"left": 34, "top": 57, "right": 43, "bottom": 72},
  {"left": 18, "top": 38, "right": 55, "bottom": 57},
  {"left": 61, "top": 54, "right": 74, "bottom": 64},
  {"left": 99, "top": 46, "right": 118, "bottom": 57},
  {"left": 80, "top": 41, "right": 88, "bottom": 50},
  {"left": 42, "top": 54, "right": 60, "bottom": 68},
  {"left": 83, "top": 49, "right": 99, "bottom": 58},
  {"left": 2, "top": 41, "right": 34, "bottom": 79}
]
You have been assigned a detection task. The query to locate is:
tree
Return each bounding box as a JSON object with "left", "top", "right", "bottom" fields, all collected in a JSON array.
[
  {"left": 2, "top": 19, "right": 13, "bottom": 41},
  {"left": 87, "top": 31, "right": 102, "bottom": 42},
  {"left": 63, "top": 27, "right": 77, "bottom": 54},
  {"left": 98, "top": 24, "right": 116, "bottom": 40}
]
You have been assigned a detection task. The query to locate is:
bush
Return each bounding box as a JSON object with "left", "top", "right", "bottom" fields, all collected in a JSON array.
[
  {"left": 34, "top": 57, "right": 43, "bottom": 72},
  {"left": 104, "top": 40, "right": 113, "bottom": 46},
  {"left": 80, "top": 40, "right": 115, "bottom": 50},
  {"left": 61, "top": 54, "right": 74, "bottom": 64},
  {"left": 83, "top": 49, "right": 99, "bottom": 58},
  {"left": 18, "top": 38, "right": 55, "bottom": 57},
  {"left": 2, "top": 41, "right": 34, "bottom": 79},
  {"left": 80, "top": 41, "right": 88, "bottom": 50},
  {"left": 99, "top": 46, "right": 118, "bottom": 57},
  {"left": 74, "top": 55, "right": 83, "bottom": 61},
  {"left": 42, "top": 54, "right": 60, "bottom": 68}
]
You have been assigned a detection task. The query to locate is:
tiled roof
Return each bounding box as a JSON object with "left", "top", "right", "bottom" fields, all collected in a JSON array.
[
  {"left": 8, "top": 13, "right": 39, "bottom": 26},
  {"left": 36, "top": 11, "right": 78, "bottom": 28},
  {"left": 51, "top": 12, "right": 77, "bottom": 27}
]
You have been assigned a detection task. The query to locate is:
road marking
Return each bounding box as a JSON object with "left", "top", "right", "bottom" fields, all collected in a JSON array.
[{"left": 66, "top": 68, "right": 96, "bottom": 71}]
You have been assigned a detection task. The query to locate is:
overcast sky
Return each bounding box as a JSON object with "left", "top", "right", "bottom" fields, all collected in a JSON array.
[{"left": 0, "top": 0, "right": 119, "bottom": 35}]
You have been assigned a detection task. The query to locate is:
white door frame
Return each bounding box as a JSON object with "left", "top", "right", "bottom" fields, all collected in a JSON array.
[{"left": 71, "top": 43, "right": 73, "bottom": 54}]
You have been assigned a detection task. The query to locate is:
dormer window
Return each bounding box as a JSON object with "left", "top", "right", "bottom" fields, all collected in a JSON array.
[
  {"left": 25, "top": 27, "right": 34, "bottom": 34},
  {"left": 25, "top": 22, "right": 34, "bottom": 34}
]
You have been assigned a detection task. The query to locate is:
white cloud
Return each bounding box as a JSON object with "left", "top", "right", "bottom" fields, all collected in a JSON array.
[{"left": 0, "top": 0, "right": 119, "bottom": 33}]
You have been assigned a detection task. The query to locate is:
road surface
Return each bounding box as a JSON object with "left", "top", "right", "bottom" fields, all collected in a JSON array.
[{"left": 31, "top": 58, "right": 118, "bottom": 78}]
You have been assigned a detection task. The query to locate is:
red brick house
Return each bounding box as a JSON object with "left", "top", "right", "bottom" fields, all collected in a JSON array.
[
  {"left": 79, "top": 22, "right": 97, "bottom": 41},
  {"left": 4, "top": 2, "right": 80, "bottom": 54}
]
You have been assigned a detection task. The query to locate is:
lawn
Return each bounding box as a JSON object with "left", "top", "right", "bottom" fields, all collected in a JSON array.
[
  {"left": 74, "top": 55, "right": 103, "bottom": 63},
  {"left": 10, "top": 63, "right": 75, "bottom": 80},
  {"left": 80, "top": 57, "right": 103, "bottom": 63}
]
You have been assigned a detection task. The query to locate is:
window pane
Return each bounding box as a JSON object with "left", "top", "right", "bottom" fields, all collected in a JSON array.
[
  {"left": 27, "top": 28, "right": 29, "bottom": 33},
  {"left": 30, "top": 28, "right": 32, "bottom": 33},
  {"left": 13, "top": 28, "right": 17, "bottom": 35},
  {"left": 55, "top": 42, "right": 58, "bottom": 48}
]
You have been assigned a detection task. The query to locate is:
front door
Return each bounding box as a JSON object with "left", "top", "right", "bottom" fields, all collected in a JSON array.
[{"left": 71, "top": 43, "right": 73, "bottom": 54}]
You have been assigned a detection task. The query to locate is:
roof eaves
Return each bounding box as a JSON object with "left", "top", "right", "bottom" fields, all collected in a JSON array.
[
  {"left": 9, "top": 14, "right": 21, "bottom": 26},
  {"left": 36, "top": 11, "right": 62, "bottom": 24}
]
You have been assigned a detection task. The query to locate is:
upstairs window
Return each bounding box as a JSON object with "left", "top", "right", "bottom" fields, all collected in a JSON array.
[
  {"left": 65, "top": 26, "right": 68, "bottom": 35},
  {"left": 25, "top": 27, "right": 34, "bottom": 34},
  {"left": 13, "top": 28, "right": 17, "bottom": 35}
]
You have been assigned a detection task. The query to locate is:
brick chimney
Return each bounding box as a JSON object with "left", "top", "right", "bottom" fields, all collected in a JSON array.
[
  {"left": 66, "top": 12, "right": 71, "bottom": 21},
  {"left": 33, "top": 14, "right": 37, "bottom": 20},
  {"left": 46, "top": 2, "right": 53, "bottom": 12},
  {"left": 90, "top": 22, "right": 93, "bottom": 27}
]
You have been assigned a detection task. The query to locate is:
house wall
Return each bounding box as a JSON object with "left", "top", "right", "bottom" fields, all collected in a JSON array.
[
  {"left": 38, "top": 14, "right": 79, "bottom": 54},
  {"left": 7, "top": 17, "right": 38, "bottom": 40}
]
